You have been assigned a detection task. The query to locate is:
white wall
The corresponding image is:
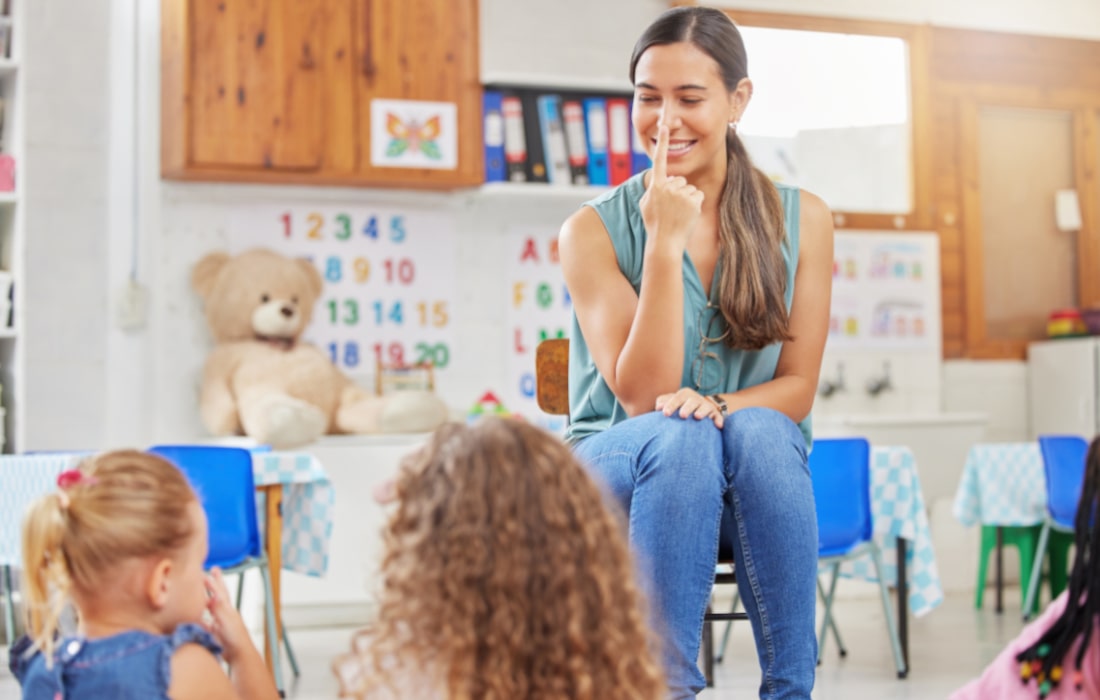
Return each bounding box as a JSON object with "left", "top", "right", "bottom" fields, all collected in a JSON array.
[{"left": 20, "top": 0, "right": 1100, "bottom": 450}]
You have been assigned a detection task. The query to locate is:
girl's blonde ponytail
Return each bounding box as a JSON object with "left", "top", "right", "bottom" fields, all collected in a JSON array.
[{"left": 21, "top": 493, "right": 75, "bottom": 661}]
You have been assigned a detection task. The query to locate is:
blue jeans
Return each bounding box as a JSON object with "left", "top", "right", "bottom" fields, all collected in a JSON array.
[{"left": 574, "top": 408, "right": 817, "bottom": 699}]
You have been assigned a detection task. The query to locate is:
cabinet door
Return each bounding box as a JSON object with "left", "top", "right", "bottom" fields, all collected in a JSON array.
[
  {"left": 353, "top": 0, "right": 483, "bottom": 187},
  {"left": 186, "top": 0, "right": 357, "bottom": 173}
]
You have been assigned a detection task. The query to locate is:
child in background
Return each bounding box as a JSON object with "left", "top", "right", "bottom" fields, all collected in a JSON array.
[
  {"left": 9, "top": 450, "right": 279, "bottom": 700},
  {"left": 333, "top": 418, "right": 666, "bottom": 699},
  {"left": 952, "top": 436, "right": 1100, "bottom": 699}
]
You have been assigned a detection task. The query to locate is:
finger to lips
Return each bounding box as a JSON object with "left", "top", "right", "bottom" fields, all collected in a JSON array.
[{"left": 651, "top": 116, "right": 670, "bottom": 182}]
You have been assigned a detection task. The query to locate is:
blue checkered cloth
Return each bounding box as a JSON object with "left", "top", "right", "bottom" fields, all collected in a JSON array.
[
  {"left": 952, "top": 442, "right": 1046, "bottom": 528},
  {"left": 829, "top": 446, "right": 944, "bottom": 617},
  {"left": 0, "top": 451, "right": 333, "bottom": 578},
  {"left": 251, "top": 452, "right": 334, "bottom": 577}
]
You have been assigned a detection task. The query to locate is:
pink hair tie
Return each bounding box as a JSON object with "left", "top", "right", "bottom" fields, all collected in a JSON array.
[{"left": 56, "top": 470, "right": 96, "bottom": 509}]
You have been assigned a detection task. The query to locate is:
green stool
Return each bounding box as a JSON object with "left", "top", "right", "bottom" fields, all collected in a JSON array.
[{"left": 975, "top": 525, "right": 1076, "bottom": 615}]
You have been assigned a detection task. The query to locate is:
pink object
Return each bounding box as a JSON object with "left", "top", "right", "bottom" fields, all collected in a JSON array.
[
  {"left": 950, "top": 592, "right": 1100, "bottom": 699},
  {"left": 0, "top": 154, "right": 15, "bottom": 191}
]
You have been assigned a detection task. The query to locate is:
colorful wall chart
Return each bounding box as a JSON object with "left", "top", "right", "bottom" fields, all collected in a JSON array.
[
  {"left": 228, "top": 205, "right": 457, "bottom": 381},
  {"left": 506, "top": 226, "right": 571, "bottom": 432},
  {"left": 828, "top": 231, "right": 940, "bottom": 351}
]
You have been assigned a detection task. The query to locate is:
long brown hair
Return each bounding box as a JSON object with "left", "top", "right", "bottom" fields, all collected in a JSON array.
[
  {"left": 630, "top": 6, "right": 792, "bottom": 350},
  {"left": 333, "top": 419, "right": 666, "bottom": 699},
  {"left": 21, "top": 451, "right": 197, "bottom": 659}
]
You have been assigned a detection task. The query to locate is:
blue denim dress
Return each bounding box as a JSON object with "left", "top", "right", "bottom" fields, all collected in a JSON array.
[{"left": 9, "top": 623, "right": 222, "bottom": 699}]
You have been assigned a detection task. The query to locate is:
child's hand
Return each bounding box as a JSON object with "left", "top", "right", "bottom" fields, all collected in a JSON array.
[{"left": 202, "top": 567, "right": 254, "bottom": 665}]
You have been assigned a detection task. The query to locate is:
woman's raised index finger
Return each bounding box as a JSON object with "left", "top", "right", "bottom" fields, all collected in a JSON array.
[{"left": 651, "top": 121, "right": 669, "bottom": 182}]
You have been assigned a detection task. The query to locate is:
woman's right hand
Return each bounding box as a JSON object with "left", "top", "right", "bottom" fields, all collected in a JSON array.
[{"left": 639, "top": 121, "right": 704, "bottom": 248}]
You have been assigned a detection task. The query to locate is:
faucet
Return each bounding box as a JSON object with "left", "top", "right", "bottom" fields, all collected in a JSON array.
[
  {"left": 817, "top": 362, "right": 846, "bottom": 398},
  {"left": 866, "top": 361, "right": 893, "bottom": 397}
]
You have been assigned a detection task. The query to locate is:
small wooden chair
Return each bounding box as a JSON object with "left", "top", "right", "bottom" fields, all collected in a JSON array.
[{"left": 534, "top": 338, "right": 747, "bottom": 686}]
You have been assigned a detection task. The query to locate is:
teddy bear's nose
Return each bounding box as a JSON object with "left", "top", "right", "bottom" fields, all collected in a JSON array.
[{"left": 280, "top": 306, "right": 294, "bottom": 318}]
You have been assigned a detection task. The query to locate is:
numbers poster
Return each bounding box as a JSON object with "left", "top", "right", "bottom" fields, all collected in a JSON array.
[
  {"left": 228, "top": 204, "right": 457, "bottom": 380},
  {"left": 828, "top": 231, "right": 940, "bottom": 351},
  {"left": 506, "top": 226, "right": 571, "bottom": 432}
]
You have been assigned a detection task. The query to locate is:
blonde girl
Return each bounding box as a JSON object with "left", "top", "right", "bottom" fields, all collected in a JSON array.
[
  {"left": 333, "top": 418, "right": 666, "bottom": 699},
  {"left": 9, "top": 450, "right": 278, "bottom": 700}
]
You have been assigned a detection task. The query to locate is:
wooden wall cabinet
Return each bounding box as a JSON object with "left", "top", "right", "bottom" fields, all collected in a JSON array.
[{"left": 161, "top": 0, "right": 483, "bottom": 189}]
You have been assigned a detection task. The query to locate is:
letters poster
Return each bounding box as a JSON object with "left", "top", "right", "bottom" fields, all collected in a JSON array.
[
  {"left": 506, "top": 226, "right": 571, "bottom": 432},
  {"left": 228, "top": 204, "right": 457, "bottom": 383},
  {"left": 828, "top": 231, "right": 940, "bottom": 351}
]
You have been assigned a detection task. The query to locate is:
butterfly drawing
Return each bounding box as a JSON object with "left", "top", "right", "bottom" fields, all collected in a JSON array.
[{"left": 385, "top": 113, "right": 443, "bottom": 160}]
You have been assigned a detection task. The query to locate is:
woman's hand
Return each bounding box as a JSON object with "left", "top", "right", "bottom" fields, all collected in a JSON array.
[
  {"left": 202, "top": 567, "right": 255, "bottom": 665},
  {"left": 639, "top": 121, "right": 704, "bottom": 248},
  {"left": 655, "top": 388, "right": 725, "bottom": 429}
]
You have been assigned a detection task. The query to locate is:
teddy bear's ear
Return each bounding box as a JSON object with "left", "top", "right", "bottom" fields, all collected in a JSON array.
[
  {"left": 296, "top": 257, "right": 324, "bottom": 299},
  {"left": 192, "top": 252, "right": 231, "bottom": 301}
]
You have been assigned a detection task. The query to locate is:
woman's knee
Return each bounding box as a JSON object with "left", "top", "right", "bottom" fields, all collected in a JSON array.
[
  {"left": 723, "top": 408, "right": 808, "bottom": 476},
  {"left": 725, "top": 407, "right": 803, "bottom": 449}
]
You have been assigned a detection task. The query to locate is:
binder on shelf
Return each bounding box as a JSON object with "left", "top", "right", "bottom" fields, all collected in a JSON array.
[
  {"left": 582, "top": 97, "right": 610, "bottom": 186},
  {"left": 501, "top": 94, "right": 528, "bottom": 182},
  {"left": 607, "top": 97, "right": 632, "bottom": 185},
  {"left": 631, "top": 117, "right": 651, "bottom": 175},
  {"left": 482, "top": 91, "right": 506, "bottom": 183},
  {"left": 561, "top": 99, "right": 590, "bottom": 186},
  {"left": 520, "top": 92, "right": 549, "bottom": 183},
  {"left": 537, "top": 94, "right": 572, "bottom": 185}
]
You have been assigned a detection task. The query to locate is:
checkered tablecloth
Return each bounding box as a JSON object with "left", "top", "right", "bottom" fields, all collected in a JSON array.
[
  {"left": 251, "top": 451, "right": 334, "bottom": 577},
  {"left": 832, "top": 446, "right": 944, "bottom": 617},
  {"left": 952, "top": 442, "right": 1046, "bottom": 527},
  {"left": 0, "top": 451, "right": 333, "bottom": 578}
]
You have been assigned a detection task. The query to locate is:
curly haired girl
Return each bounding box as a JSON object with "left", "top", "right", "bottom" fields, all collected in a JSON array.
[
  {"left": 332, "top": 418, "right": 666, "bottom": 699},
  {"left": 9, "top": 450, "right": 278, "bottom": 700}
]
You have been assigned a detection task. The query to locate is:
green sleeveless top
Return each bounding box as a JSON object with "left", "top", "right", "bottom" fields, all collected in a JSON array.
[{"left": 564, "top": 172, "right": 811, "bottom": 448}]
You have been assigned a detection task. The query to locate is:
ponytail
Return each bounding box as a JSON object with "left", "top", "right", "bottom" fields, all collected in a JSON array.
[
  {"left": 715, "top": 129, "right": 792, "bottom": 350},
  {"left": 21, "top": 493, "right": 73, "bottom": 661}
]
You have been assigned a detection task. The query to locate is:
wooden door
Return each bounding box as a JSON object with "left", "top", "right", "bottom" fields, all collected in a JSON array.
[
  {"left": 165, "top": 0, "right": 358, "bottom": 176},
  {"left": 352, "top": 0, "right": 483, "bottom": 187},
  {"left": 958, "top": 95, "right": 1098, "bottom": 358}
]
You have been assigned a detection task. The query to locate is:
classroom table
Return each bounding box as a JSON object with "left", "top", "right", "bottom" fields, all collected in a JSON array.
[
  {"left": 952, "top": 441, "right": 1046, "bottom": 612},
  {"left": 0, "top": 450, "right": 333, "bottom": 679},
  {"left": 832, "top": 445, "right": 944, "bottom": 670}
]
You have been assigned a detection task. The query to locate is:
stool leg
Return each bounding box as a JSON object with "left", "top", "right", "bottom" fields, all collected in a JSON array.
[
  {"left": 1046, "top": 531, "right": 1073, "bottom": 602},
  {"left": 1015, "top": 529, "right": 1039, "bottom": 617},
  {"left": 975, "top": 526, "right": 994, "bottom": 610}
]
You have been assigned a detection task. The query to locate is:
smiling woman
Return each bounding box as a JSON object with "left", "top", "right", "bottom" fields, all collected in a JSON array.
[{"left": 556, "top": 6, "right": 835, "bottom": 699}]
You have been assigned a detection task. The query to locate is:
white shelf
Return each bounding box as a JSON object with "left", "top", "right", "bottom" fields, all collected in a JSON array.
[
  {"left": 0, "top": 190, "right": 18, "bottom": 205},
  {"left": 0, "top": 327, "right": 16, "bottom": 339},
  {"left": 0, "top": 59, "right": 18, "bottom": 75},
  {"left": 472, "top": 181, "right": 612, "bottom": 201},
  {"left": 481, "top": 71, "right": 633, "bottom": 94}
]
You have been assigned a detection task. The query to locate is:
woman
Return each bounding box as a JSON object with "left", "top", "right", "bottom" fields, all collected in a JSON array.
[{"left": 558, "top": 6, "right": 834, "bottom": 698}]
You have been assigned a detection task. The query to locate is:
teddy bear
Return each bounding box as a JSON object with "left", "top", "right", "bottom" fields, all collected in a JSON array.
[{"left": 191, "top": 247, "right": 451, "bottom": 448}]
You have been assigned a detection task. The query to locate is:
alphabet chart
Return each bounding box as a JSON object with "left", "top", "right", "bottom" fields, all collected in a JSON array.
[
  {"left": 228, "top": 204, "right": 457, "bottom": 380},
  {"left": 506, "top": 226, "right": 571, "bottom": 432}
]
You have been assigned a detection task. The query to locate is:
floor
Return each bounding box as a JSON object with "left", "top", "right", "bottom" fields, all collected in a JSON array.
[{"left": 0, "top": 585, "right": 1031, "bottom": 698}]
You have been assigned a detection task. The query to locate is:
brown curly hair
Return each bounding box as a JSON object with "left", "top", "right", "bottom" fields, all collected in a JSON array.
[{"left": 333, "top": 418, "right": 666, "bottom": 699}]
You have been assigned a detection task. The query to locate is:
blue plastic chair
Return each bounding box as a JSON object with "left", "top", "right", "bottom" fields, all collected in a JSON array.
[
  {"left": 811, "top": 437, "right": 907, "bottom": 678},
  {"left": 1022, "top": 435, "right": 1087, "bottom": 621},
  {"left": 148, "top": 445, "right": 297, "bottom": 693}
]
